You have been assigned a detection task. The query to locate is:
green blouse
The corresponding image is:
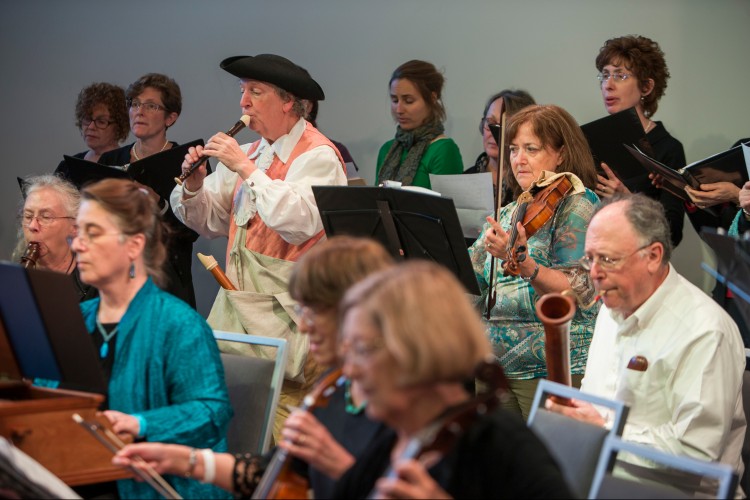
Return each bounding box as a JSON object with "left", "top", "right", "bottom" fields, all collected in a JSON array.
[{"left": 376, "top": 137, "right": 463, "bottom": 189}]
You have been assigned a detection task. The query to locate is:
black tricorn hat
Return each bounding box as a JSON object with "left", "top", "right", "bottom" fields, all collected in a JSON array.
[{"left": 220, "top": 54, "right": 325, "bottom": 101}]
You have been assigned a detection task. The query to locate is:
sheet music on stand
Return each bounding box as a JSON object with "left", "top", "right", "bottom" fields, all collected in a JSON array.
[
  {"left": 313, "top": 185, "right": 480, "bottom": 295},
  {"left": 699, "top": 228, "right": 750, "bottom": 328},
  {"left": 429, "top": 173, "right": 494, "bottom": 239}
]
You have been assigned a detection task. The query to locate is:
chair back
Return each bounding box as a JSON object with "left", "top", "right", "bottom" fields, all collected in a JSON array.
[
  {"left": 589, "top": 436, "right": 738, "bottom": 499},
  {"left": 214, "top": 331, "right": 287, "bottom": 454},
  {"left": 527, "top": 380, "right": 629, "bottom": 499}
]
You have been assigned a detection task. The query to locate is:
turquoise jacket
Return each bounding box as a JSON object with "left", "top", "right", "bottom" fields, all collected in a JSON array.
[{"left": 81, "top": 279, "right": 232, "bottom": 499}]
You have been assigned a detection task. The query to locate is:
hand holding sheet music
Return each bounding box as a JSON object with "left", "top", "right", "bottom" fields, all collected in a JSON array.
[{"left": 626, "top": 142, "right": 750, "bottom": 207}]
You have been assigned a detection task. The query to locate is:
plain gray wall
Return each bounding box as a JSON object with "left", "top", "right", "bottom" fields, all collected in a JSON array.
[{"left": 2, "top": 0, "right": 749, "bottom": 317}]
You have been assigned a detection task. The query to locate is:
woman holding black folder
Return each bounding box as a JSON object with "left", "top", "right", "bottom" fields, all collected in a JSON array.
[
  {"left": 99, "top": 73, "right": 200, "bottom": 308},
  {"left": 593, "top": 35, "right": 686, "bottom": 247}
]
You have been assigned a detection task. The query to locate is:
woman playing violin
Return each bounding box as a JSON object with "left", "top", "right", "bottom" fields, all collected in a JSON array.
[
  {"left": 469, "top": 104, "right": 599, "bottom": 420},
  {"left": 332, "top": 261, "right": 571, "bottom": 499},
  {"left": 113, "top": 236, "right": 394, "bottom": 498}
]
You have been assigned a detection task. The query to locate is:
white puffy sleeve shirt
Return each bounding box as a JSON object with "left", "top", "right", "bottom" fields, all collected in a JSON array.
[{"left": 170, "top": 118, "right": 347, "bottom": 245}]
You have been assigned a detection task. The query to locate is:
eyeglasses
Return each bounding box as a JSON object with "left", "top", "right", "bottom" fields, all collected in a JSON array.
[
  {"left": 293, "top": 303, "right": 332, "bottom": 328},
  {"left": 20, "top": 213, "right": 74, "bottom": 228},
  {"left": 579, "top": 243, "right": 652, "bottom": 271},
  {"left": 508, "top": 144, "right": 543, "bottom": 157},
  {"left": 127, "top": 100, "right": 167, "bottom": 113},
  {"left": 339, "top": 337, "right": 385, "bottom": 365},
  {"left": 68, "top": 230, "right": 124, "bottom": 247},
  {"left": 597, "top": 72, "right": 632, "bottom": 85},
  {"left": 480, "top": 117, "right": 501, "bottom": 132},
  {"left": 81, "top": 117, "right": 114, "bottom": 129}
]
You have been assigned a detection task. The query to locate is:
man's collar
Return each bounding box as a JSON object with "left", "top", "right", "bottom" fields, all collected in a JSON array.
[
  {"left": 248, "top": 118, "right": 306, "bottom": 164},
  {"left": 611, "top": 263, "right": 675, "bottom": 328}
]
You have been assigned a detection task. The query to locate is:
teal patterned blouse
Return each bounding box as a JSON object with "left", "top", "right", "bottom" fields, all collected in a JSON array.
[{"left": 469, "top": 189, "right": 600, "bottom": 380}]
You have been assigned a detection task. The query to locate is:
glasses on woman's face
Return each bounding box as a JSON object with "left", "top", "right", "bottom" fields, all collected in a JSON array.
[
  {"left": 127, "top": 100, "right": 166, "bottom": 113},
  {"left": 20, "top": 212, "right": 74, "bottom": 228},
  {"left": 81, "top": 117, "right": 114, "bottom": 129},
  {"left": 68, "top": 229, "right": 123, "bottom": 248},
  {"left": 480, "top": 117, "right": 501, "bottom": 132},
  {"left": 339, "top": 337, "right": 385, "bottom": 366},
  {"left": 596, "top": 71, "right": 633, "bottom": 86},
  {"left": 293, "top": 303, "right": 333, "bottom": 328},
  {"left": 579, "top": 243, "right": 651, "bottom": 271}
]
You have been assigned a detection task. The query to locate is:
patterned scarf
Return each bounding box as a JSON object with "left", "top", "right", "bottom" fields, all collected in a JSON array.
[{"left": 377, "top": 121, "right": 444, "bottom": 186}]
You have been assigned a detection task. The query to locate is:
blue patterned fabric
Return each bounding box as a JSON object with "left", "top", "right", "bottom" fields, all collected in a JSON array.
[
  {"left": 80, "top": 279, "right": 232, "bottom": 499},
  {"left": 469, "top": 189, "right": 600, "bottom": 379}
]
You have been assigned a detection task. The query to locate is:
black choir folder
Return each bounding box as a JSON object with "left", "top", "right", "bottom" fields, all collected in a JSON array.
[
  {"left": 62, "top": 138, "right": 204, "bottom": 201},
  {"left": 312, "top": 185, "right": 480, "bottom": 295},
  {"left": 580, "top": 107, "right": 654, "bottom": 189},
  {"left": 624, "top": 143, "right": 750, "bottom": 203}
]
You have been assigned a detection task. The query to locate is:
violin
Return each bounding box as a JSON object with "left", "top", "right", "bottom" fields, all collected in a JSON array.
[
  {"left": 500, "top": 175, "right": 574, "bottom": 277},
  {"left": 251, "top": 368, "right": 344, "bottom": 500},
  {"left": 366, "top": 358, "right": 509, "bottom": 499}
]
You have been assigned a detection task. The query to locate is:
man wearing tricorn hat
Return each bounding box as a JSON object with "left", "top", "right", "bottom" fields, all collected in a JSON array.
[{"left": 171, "top": 54, "right": 347, "bottom": 439}]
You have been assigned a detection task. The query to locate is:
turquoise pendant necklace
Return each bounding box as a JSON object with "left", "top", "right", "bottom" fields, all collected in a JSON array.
[
  {"left": 344, "top": 378, "right": 366, "bottom": 415},
  {"left": 95, "top": 317, "right": 118, "bottom": 359}
]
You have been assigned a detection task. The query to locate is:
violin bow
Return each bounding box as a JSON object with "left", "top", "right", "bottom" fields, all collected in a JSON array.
[
  {"left": 485, "top": 105, "right": 507, "bottom": 320},
  {"left": 72, "top": 414, "right": 182, "bottom": 499}
]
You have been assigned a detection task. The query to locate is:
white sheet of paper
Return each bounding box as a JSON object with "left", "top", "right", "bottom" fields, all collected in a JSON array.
[
  {"left": 430, "top": 173, "right": 494, "bottom": 237},
  {"left": 742, "top": 144, "right": 750, "bottom": 179}
]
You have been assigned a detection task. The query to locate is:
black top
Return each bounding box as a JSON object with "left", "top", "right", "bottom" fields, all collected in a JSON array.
[
  {"left": 301, "top": 381, "right": 386, "bottom": 498},
  {"left": 98, "top": 142, "right": 199, "bottom": 308},
  {"left": 72, "top": 267, "right": 98, "bottom": 303},
  {"left": 54, "top": 150, "right": 86, "bottom": 177},
  {"left": 331, "top": 407, "right": 572, "bottom": 499},
  {"left": 641, "top": 121, "right": 686, "bottom": 247}
]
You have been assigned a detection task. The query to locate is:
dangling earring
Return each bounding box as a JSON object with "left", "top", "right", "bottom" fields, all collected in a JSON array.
[{"left": 129, "top": 261, "right": 135, "bottom": 279}]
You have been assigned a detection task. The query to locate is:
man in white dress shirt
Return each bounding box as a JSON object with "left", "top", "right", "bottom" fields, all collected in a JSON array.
[
  {"left": 170, "top": 54, "right": 347, "bottom": 439},
  {"left": 548, "top": 193, "right": 745, "bottom": 484}
]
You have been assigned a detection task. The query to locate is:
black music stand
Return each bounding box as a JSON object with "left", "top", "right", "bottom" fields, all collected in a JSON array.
[
  {"left": 313, "top": 186, "right": 480, "bottom": 295},
  {"left": 700, "top": 229, "right": 750, "bottom": 329},
  {"left": 0, "top": 262, "right": 106, "bottom": 394}
]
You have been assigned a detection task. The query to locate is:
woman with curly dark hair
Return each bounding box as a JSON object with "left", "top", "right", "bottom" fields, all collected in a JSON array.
[
  {"left": 54, "top": 82, "right": 129, "bottom": 171},
  {"left": 593, "top": 35, "right": 686, "bottom": 247}
]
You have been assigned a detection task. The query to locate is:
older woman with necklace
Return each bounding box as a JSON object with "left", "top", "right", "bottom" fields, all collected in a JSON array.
[
  {"left": 99, "top": 73, "right": 200, "bottom": 308},
  {"left": 12, "top": 175, "right": 96, "bottom": 301},
  {"left": 70, "top": 178, "right": 231, "bottom": 499}
]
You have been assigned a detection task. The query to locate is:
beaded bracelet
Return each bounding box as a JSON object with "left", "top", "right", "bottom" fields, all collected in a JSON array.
[{"left": 185, "top": 448, "right": 197, "bottom": 478}]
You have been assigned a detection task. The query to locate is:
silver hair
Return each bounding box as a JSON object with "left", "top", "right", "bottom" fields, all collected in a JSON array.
[
  {"left": 272, "top": 85, "right": 309, "bottom": 119},
  {"left": 22, "top": 174, "right": 80, "bottom": 217},
  {"left": 595, "top": 193, "right": 672, "bottom": 263},
  {"left": 12, "top": 174, "right": 80, "bottom": 261}
]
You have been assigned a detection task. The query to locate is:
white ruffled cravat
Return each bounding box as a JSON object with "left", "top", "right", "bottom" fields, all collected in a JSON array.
[{"left": 233, "top": 144, "right": 275, "bottom": 226}]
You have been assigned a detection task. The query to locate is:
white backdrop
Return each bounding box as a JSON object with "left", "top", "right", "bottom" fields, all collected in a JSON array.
[{"left": 1, "top": 0, "right": 748, "bottom": 316}]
